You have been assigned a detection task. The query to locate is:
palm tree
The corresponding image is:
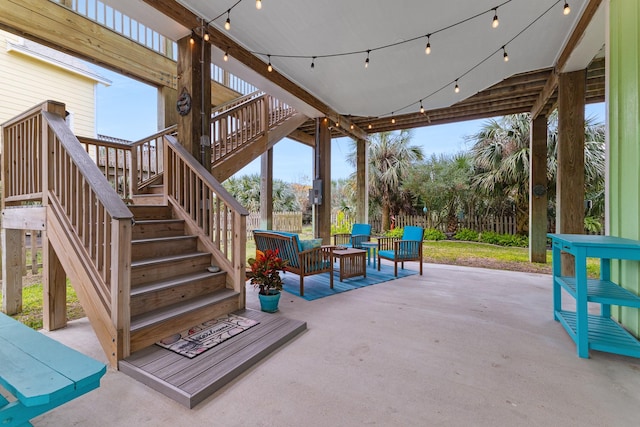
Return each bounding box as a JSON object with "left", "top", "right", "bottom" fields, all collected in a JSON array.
[
  {"left": 349, "top": 130, "right": 424, "bottom": 231},
  {"left": 223, "top": 174, "right": 300, "bottom": 212},
  {"left": 468, "top": 112, "right": 605, "bottom": 235}
]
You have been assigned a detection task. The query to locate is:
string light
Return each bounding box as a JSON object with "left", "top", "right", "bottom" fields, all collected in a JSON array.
[
  {"left": 223, "top": 49, "right": 229, "bottom": 62},
  {"left": 425, "top": 34, "right": 431, "bottom": 55},
  {"left": 311, "top": 56, "right": 316, "bottom": 69},
  {"left": 350, "top": 123, "right": 354, "bottom": 130},
  {"left": 203, "top": 30, "right": 210, "bottom": 42},
  {"left": 492, "top": 8, "right": 499, "bottom": 28},
  {"left": 454, "top": 80, "right": 460, "bottom": 93},
  {"left": 502, "top": 46, "right": 509, "bottom": 62},
  {"left": 224, "top": 10, "right": 231, "bottom": 30},
  {"left": 368, "top": 124, "right": 372, "bottom": 129},
  {"left": 365, "top": 50, "right": 370, "bottom": 68},
  {"left": 189, "top": 31, "right": 195, "bottom": 45},
  {"left": 267, "top": 55, "right": 273, "bottom": 72},
  {"left": 563, "top": 2, "right": 570, "bottom": 15},
  {"left": 419, "top": 100, "right": 425, "bottom": 114},
  {"left": 256, "top": 0, "right": 262, "bottom": 10},
  {"left": 391, "top": 114, "right": 396, "bottom": 124}
]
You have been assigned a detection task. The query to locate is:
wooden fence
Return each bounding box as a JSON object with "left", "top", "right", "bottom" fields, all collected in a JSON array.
[
  {"left": 246, "top": 212, "right": 303, "bottom": 237},
  {"left": 366, "top": 214, "right": 517, "bottom": 235}
]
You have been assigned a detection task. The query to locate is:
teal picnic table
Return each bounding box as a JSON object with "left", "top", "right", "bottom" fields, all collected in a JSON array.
[{"left": 0, "top": 313, "right": 106, "bottom": 426}]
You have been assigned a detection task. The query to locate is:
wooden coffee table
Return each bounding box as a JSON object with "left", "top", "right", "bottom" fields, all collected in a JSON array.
[{"left": 332, "top": 247, "right": 367, "bottom": 281}]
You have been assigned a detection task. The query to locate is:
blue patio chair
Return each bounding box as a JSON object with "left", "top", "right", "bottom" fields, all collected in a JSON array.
[
  {"left": 377, "top": 226, "right": 424, "bottom": 276},
  {"left": 332, "top": 223, "right": 372, "bottom": 249}
]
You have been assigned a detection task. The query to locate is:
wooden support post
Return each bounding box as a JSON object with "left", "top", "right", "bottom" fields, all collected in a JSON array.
[
  {"left": 158, "top": 86, "right": 178, "bottom": 130},
  {"left": 356, "top": 138, "right": 369, "bottom": 225},
  {"left": 1, "top": 229, "right": 23, "bottom": 315},
  {"left": 42, "top": 231, "right": 67, "bottom": 331},
  {"left": 529, "top": 115, "right": 548, "bottom": 263},
  {"left": 260, "top": 149, "right": 273, "bottom": 230},
  {"left": 557, "top": 70, "right": 586, "bottom": 276},
  {"left": 176, "top": 34, "right": 211, "bottom": 167},
  {"left": 313, "top": 118, "right": 331, "bottom": 243}
]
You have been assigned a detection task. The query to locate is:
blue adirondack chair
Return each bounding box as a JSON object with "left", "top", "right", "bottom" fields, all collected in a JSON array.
[
  {"left": 332, "top": 223, "right": 372, "bottom": 249},
  {"left": 377, "top": 226, "right": 424, "bottom": 276}
]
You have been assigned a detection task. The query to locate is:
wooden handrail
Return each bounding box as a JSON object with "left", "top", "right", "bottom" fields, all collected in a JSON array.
[
  {"left": 212, "top": 90, "right": 263, "bottom": 115},
  {"left": 164, "top": 134, "right": 248, "bottom": 291}
]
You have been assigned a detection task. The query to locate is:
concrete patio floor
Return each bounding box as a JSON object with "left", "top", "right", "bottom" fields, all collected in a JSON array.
[{"left": 36, "top": 263, "right": 640, "bottom": 426}]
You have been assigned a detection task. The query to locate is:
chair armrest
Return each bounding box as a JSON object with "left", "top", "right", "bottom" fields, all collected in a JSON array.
[
  {"left": 350, "top": 234, "right": 371, "bottom": 248},
  {"left": 333, "top": 233, "right": 351, "bottom": 246},
  {"left": 377, "top": 236, "right": 397, "bottom": 251}
]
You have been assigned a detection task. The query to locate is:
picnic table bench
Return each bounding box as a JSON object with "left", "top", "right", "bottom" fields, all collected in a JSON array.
[{"left": 0, "top": 313, "right": 106, "bottom": 426}]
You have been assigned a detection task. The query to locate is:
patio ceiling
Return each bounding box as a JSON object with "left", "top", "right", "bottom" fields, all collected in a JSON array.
[{"left": 115, "top": 0, "right": 605, "bottom": 138}]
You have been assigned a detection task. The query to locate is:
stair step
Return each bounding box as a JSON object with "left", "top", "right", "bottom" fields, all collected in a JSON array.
[
  {"left": 129, "top": 204, "right": 172, "bottom": 220},
  {"left": 132, "top": 219, "right": 185, "bottom": 239},
  {"left": 131, "top": 288, "right": 237, "bottom": 332},
  {"left": 131, "top": 252, "right": 213, "bottom": 286},
  {"left": 130, "top": 271, "right": 227, "bottom": 317},
  {"left": 131, "top": 194, "right": 164, "bottom": 205},
  {"left": 131, "top": 235, "right": 198, "bottom": 261}
]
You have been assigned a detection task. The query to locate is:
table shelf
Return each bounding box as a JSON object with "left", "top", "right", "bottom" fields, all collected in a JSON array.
[
  {"left": 555, "top": 276, "right": 640, "bottom": 308},
  {"left": 555, "top": 310, "right": 640, "bottom": 358}
]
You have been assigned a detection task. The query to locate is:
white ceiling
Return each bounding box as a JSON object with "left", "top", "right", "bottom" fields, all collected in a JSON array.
[{"left": 111, "top": 0, "right": 604, "bottom": 120}]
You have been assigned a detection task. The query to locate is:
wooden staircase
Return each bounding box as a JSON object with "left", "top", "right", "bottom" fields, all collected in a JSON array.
[{"left": 126, "top": 203, "right": 241, "bottom": 353}]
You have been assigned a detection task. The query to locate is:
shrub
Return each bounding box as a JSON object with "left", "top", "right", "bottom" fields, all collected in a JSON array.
[
  {"left": 479, "top": 231, "right": 528, "bottom": 247},
  {"left": 454, "top": 228, "right": 479, "bottom": 242},
  {"left": 423, "top": 228, "right": 446, "bottom": 241},
  {"left": 384, "top": 228, "right": 405, "bottom": 238}
]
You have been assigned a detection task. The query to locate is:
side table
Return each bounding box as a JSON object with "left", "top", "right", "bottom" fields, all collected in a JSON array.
[{"left": 360, "top": 241, "right": 378, "bottom": 267}]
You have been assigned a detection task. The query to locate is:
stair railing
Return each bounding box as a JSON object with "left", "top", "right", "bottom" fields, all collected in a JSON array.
[
  {"left": 77, "top": 125, "right": 176, "bottom": 199},
  {"left": 210, "top": 93, "right": 297, "bottom": 166},
  {"left": 2, "top": 101, "right": 132, "bottom": 367},
  {"left": 212, "top": 90, "right": 263, "bottom": 115},
  {"left": 164, "top": 135, "right": 249, "bottom": 292}
]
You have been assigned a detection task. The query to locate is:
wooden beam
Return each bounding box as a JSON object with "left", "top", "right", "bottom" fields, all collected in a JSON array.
[
  {"left": 557, "top": 70, "right": 586, "bottom": 276},
  {"left": 1, "top": 207, "right": 46, "bottom": 230},
  {"left": 0, "top": 0, "right": 177, "bottom": 89},
  {"left": 531, "top": 0, "right": 603, "bottom": 118},
  {"left": 287, "top": 130, "right": 315, "bottom": 147},
  {"left": 529, "top": 116, "right": 548, "bottom": 263},
  {"left": 260, "top": 149, "right": 273, "bottom": 230},
  {"left": 314, "top": 118, "right": 332, "bottom": 243},
  {"left": 141, "top": 0, "right": 367, "bottom": 141},
  {"left": 1, "top": 229, "right": 23, "bottom": 315},
  {"left": 356, "top": 138, "right": 369, "bottom": 224}
]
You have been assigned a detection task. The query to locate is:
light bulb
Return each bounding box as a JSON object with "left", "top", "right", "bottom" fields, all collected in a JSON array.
[
  {"left": 391, "top": 115, "right": 396, "bottom": 124},
  {"left": 350, "top": 124, "right": 354, "bottom": 130},
  {"left": 311, "top": 57, "right": 316, "bottom": 69},
  {"left": 503, "top": 47, "right": 509, "bottom": 62},
  {"left": 420, "top": 102, "right": 425, "bottom": 114},
  {"left": 454, "top": 81, "right": 460, "bottom": 93},
  {"left": 204, "top": 32, "right": 210, "bottom": 42},
  {"left": 365, "top": 50, "right": 370, "bottom": 68},
  {"left": 224, "top": 11, "right": 231, "bottom": 31},
  {"left": 492, "top": 9, "right": 499, "bottom": 28},
  {"left": 256, "top": 0, "right": 262, "bottom": 10},
  {"left": 267, "top": 55, "right": 273, "bottom": 72},
  {"left": 368, "top": 124, "right": 372, "bottom": 129},
  {"left": 223, "top": 51, "right": 229, "bottom": 62},
  {"left": 189, "top": 36, "right": 195, "bottom": 45},
  {"left": 563, "top": 2, "right": 570, "bottom": 15},
  {"left": 425, "top": 35, "right": 431, "bottom": 55}
]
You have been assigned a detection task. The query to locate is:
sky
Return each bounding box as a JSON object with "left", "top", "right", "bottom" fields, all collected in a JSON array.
[{"left": 95, "top": 68, "right": 606, "bottom": 184}]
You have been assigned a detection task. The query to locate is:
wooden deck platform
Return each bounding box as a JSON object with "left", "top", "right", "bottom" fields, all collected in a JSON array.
[{"left": 118, "top": 309, "right": 306, "bottom": 408}]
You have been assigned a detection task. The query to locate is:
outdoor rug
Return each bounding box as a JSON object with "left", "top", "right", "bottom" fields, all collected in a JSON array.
[
  {"left": 156, "top": 314, "right": 260, "bottom": 358},
  {"left": 281, "top": 263, "right": 418, "bottom": 301}
]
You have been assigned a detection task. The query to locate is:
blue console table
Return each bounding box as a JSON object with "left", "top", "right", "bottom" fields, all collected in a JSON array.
[{"left": 548, "top": 234, "right": 640, "bottom": 358}]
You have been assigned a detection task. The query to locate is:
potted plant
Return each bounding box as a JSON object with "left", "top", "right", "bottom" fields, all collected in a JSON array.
[{"left": 247, "top": 249, "right": 289, "bottom": 312}]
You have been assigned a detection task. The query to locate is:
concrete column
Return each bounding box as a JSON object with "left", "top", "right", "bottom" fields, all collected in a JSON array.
[
  {"left": 529, "top": 115, "right": 548, "bottom": 263},
  {"left": 557, "top": 69, "right": 586, "bottom": 276}
]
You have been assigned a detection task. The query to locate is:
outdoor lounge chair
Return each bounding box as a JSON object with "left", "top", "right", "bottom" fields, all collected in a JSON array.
[
  {"left": 377, "top": 225, "right": 424, "bottom": 276},
  {"left": 332, "top": 223, "right": 372, "bottom": 249}
]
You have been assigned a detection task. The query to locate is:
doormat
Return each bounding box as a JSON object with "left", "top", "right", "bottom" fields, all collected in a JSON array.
[{"left": 156, "top": 314, "right": 260, "bottom": 358}]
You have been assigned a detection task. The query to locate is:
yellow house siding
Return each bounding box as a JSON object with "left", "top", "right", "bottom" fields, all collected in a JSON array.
[{"left": 0, "top": 30, "right": 97, "bottom": 137}]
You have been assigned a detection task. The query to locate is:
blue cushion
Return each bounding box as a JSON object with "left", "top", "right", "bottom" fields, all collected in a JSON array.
[
  {"left": 403, "top": 226, "right": 424, "bottom": 241},
  {"left": 351, "top": 223, "right": 371, "bottom": 236},
  {"left": 300, "top": 238, "right": 323, "bottom": 251}
]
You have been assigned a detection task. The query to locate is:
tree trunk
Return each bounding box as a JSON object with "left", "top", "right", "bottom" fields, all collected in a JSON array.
[{"left": 382, "top": 201, "right": 391, "bottom": 231}]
